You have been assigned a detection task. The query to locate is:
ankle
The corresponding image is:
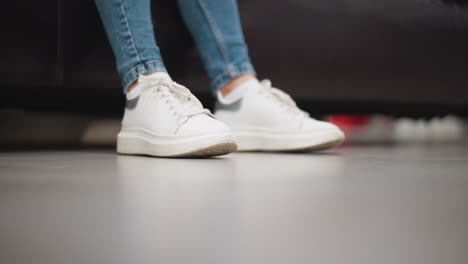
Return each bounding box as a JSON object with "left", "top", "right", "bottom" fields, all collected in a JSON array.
[{"left": 219, "top": 73, "right": 256, "bottom": 96}]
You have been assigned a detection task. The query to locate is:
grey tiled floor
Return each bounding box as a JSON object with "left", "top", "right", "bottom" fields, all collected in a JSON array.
[{"left": 1, "top": 145, "right": 467, "bottom": 264}]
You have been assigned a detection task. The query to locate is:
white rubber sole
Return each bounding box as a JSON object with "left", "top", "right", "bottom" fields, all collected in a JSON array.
[
  {"left": 117, "top": 128, "right": 237, "bottom": 158},
  {"left": 233, "top": 129, "right": 345, "bottom": 152}
]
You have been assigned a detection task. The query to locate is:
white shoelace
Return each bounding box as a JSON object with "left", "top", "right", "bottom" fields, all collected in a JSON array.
[
  {"left": 260, "top": 79, "right": 310, "bottom": 117},
  {"left": 139, "top": 75, "right": 213, "bottom": 118}
]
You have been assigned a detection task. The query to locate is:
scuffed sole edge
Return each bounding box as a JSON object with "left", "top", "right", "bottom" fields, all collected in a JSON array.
[
  {"left": 170, "top": 142, "right": 238, "bottom": 158},
  {"left": 118, "top": 142, "right": 237, "bottom": 158},
  {"left": 235, "top": 131, "right": 345, "bottom": 152},
  {"left": 279, "top": 138, "right": 345, "bottom": 152},
  {"left": 117, "top": 129, "right": 237, "bottom": 158}
]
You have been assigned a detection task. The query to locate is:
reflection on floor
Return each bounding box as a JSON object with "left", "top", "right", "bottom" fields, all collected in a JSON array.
[{"left": 1, "top": 144, "right": 467, "bottom": 264}]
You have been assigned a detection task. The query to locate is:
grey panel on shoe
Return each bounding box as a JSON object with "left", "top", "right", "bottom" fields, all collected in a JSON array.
[{"left": 126, "top": 96, "right": 140, "bottom": 110}]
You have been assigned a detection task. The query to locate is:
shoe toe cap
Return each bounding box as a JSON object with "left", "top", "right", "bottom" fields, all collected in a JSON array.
[
  {"left": 177, "top": 114, "right": 232, "bottom": 136},
  {"left": 303, "top": 119, "right": 345, "bottom": 137}
]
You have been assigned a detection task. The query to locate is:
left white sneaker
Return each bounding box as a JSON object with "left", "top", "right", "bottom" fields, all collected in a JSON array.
[
  {"left": 214, "top": 79, "right": 345, "bottom": 151},
  {"left": 117, "top": 75, "right": 237, "bottom": 158}
]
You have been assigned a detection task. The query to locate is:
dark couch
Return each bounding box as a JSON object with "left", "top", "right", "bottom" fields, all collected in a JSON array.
[{"left": 1, "top": 0, "right": 468, "bottom": 116}]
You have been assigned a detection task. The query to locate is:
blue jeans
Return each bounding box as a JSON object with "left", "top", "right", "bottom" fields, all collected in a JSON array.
[{"left": 94, "top": 0, "right": 256, "bottom": 93}]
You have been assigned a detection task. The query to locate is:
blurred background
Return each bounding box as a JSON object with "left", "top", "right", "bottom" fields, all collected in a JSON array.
[{"left": 1, "top": 0, "right": 468, "bottom": 147}]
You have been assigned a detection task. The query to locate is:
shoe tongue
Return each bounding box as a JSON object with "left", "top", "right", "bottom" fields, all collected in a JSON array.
[
  {"left": 127, "top": 73, "right": 172, "bottom": 100},
  {"left": 260, "top": 80, "right": 310, "bottom": 118},
  {"left": 139, "top": 77, "right": 207, "bottom": 117}
]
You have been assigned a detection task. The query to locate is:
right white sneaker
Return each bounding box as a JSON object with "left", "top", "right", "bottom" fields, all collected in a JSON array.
[
  {"left": 214, "top": 79, "right": 345, "bottom": 151},
  {"left": 117, "top": 75, "right": 237, "bottom": 158}
]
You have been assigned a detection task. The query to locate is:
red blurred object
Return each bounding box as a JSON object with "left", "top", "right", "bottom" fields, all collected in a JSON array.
[
  {"left": 327, "top": 114, "right": 395, "bottom": 143},
  {"left": 327, "top": 115, "right": 370, "bottom": 132}
]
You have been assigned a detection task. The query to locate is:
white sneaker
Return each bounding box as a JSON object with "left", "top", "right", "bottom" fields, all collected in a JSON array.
[
  {"left": 117, "top": 75, "right": 237, "bottom": 157},
  {"left": 214, "top": 79, "right": 345, "bottom": 151}
]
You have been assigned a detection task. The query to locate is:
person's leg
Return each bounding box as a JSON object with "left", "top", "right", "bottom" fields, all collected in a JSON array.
[
  {"left": 94, "top": 0, "right": 236, "bottom": 157},
  {"left": 176, "top": 0, "right": 256, "bottom": 94},
  {"left": 95, "top": 0, "right": 166, "bottom": 92}
]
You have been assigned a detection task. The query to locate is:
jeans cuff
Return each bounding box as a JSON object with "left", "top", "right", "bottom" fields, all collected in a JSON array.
[
  {"left": 211, "top": 63, "right": 256, "bottom": 92},
  {"left": 122, "top": 60, "right": 167, "bottom": 93}
]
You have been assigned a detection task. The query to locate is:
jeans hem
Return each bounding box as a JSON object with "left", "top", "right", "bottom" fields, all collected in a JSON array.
[
  {"left": 211, "top": 63, "right": 256, "bottom": 92},
  {"left": 122, "top": 60, "right": 167, "bottom": 93}
]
